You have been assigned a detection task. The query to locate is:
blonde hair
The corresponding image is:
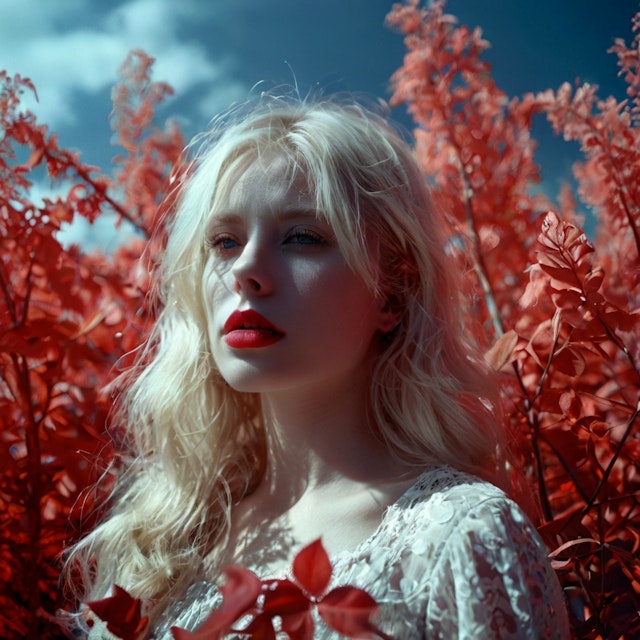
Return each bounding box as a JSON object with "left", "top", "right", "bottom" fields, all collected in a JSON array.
[{"left": 63, "top": 94, "right": 508, "bottom": 625}]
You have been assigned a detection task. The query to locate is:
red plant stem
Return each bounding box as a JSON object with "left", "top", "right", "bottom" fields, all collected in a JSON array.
[
  {"left": 16, "top": 351, "right": 44, "bottom": 640},
  {"left": 572, "top": 553, "right": 604, "bottom": 635},
  {"left": 510, "top": 340, "right": 563, "bottom": 522},
  {"left": 76, "top": 163, "right": 149, "bottom": 236},
  {"left": 528, "top": 327, "right": 595, "bottom": 507},
  {"left": 0, "top": 261, "right": 17, "bottom": 324},
  {"left": 612, "top": 167, "right": 640, "bottom": 260},
  {"left": 20, "top": 253, "right": 35, "bottom": 325},
  {"left": 41, "top": 146, "right": 149, "bottom": 236},
  {"left": 574, "top": 404, "right": 639, "bottom": 525},
  {"left": 536, "top": 429, "right": 591, "bottom": 504},
  {"left": 452, "top": 133, "right": 505, "bottom": 339},
  {"left": 597, "top": 503, "right": 607, "bottom": 606},
  {"left": 596, "top": 309, "right": 640, "bottom": 379},
  {"left": 527, "top": 407, "right": 553, "bottom": 522},
  {"left": 525, "top": 322, "right": 565, "bottom": 522}
]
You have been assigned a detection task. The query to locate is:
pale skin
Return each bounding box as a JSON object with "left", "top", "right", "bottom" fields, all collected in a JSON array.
[{"left": 202, "top": 156, "right": 419, "bottom": 577}]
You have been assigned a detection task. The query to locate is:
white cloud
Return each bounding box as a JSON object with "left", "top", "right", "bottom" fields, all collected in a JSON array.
[
  {"left": 57, "top": 211, "right": 142, "bottom": 253},
  {"left": 0, "top": 0, "right": 247, "bottom": 128}
]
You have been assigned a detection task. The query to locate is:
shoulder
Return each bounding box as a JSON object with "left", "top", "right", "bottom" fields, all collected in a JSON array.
[
  {"left": 394, "top": 467, "right": 553, "bottom": 597},
  {"left": 401, "top": 465, "right": 508, "bottom": 506},
  {"left": 347, "top": 466, "right": 532, "bottom": 593},
  {"left": 401, "top": 467, "right": 548, "bottom": 577},
  {"left": 392, "top": 466, "right": 524, "bottom": 543},
  {"left": 395, "top": 467, "right": 570, "bottom": 638}
]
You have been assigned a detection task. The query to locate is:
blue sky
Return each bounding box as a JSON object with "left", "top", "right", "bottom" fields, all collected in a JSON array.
[{"left": 1, "top": 0, "right": 637, "bottom": 246}]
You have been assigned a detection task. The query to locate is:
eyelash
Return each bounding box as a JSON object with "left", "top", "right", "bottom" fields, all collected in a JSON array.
[
  {"left": 284, "top": 228, "right": 326, "bottom": 245},
  {"left": 209, "top": 235, "right": 238, "bottom": 251},
  {"left": 207, "top": 228, "right": 327, "bottom": 251}
]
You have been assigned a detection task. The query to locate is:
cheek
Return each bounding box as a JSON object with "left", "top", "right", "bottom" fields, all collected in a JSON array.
[
  {"left": 308, "top": 271, "right": 380, "bottom": 335},
  {"left": 201, "top": 273, "right": 230, "bottom": 339},
  {"left": 203, "top": 262, "right": 233, "bottom": 301},
  {"left": 286, "top": 258, "right": 323, "bottom": 292}
]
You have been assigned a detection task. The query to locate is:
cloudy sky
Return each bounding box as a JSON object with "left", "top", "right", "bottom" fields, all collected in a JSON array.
[{"left": 1, "top": 0, "right": 637, "bottom": 246}]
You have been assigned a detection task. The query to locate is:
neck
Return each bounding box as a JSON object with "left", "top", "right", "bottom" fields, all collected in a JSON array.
[{"left": 257, "top": 371, "right": 404, "bottom": 501}]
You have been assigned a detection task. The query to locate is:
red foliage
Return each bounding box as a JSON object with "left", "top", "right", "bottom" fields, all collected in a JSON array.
[
  {"left": 387, "top": 0, "right": 550, "bottom": 342},
  {"left": 0, "top": 51, "right": 183, "bottom": 639},
  {"left": 387, "top": 2, "right": 640, "bottom": 638}
]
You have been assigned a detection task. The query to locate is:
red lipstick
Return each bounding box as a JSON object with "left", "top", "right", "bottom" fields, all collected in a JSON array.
[{"left": 223, "top": 309, "right": 285, "bottom": 349}]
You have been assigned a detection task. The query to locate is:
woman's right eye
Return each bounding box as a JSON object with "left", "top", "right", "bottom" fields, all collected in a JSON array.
[{"left": 209, "top": 235, "right": 240, "bottom": 251}]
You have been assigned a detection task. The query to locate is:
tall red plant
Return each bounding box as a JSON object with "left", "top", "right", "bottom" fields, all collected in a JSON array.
[
  {"left": 387, "top": 2, "right": 639, "bottom": 638},
  {"left": 0, "top": 51, "right": 183, "bottom": 639}
]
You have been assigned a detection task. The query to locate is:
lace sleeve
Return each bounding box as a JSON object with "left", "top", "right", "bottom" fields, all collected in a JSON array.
[{"left": 424, "top": 496, "right": 570, "bottom": 639}]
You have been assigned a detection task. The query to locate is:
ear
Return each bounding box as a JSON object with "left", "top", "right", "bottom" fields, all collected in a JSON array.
[{"left": 377, "top": 298, "right": 401, "bottom": 334}]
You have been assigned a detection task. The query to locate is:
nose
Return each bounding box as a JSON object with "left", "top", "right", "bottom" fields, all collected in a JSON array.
[{"left": 231, "top": 238, "right": 274, "bottom": 296}]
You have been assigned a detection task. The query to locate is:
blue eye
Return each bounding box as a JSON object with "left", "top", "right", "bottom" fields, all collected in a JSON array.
[{"left": 210, "top": 235, "right": 239, "bottom": 251}]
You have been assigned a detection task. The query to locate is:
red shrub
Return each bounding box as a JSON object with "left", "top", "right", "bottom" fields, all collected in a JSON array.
[{"left": 0, "top": 51, "right": 183, "bottom": 639}]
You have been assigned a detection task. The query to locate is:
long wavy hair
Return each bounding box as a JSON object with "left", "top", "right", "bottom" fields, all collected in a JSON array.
[{"left": 63, "top": 94, "right": 510, "bottom": 626}]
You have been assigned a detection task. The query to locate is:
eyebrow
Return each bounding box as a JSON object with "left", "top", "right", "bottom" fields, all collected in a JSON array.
[{"left": 208, "top": 207, "right": 322, "bottom": 227}]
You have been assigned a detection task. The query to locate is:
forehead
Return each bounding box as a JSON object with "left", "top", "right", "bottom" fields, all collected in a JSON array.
[{"left": 213, "top": 154, "right": 316, "bottom": 218}]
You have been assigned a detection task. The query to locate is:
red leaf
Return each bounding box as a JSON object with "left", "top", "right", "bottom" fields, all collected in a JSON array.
[
  {"left": 87, "top": 585, "right": 148, "bottom": 640},
  {"left": 218, "top": 565, "right": 263, "bottom": 614},
  {"left": 553, "top": 347, "right": 586, "bottom": 377},
  {"left": 262, "top": 579, "right": 310, "bottom": 616},
  {"left": 171, "top": 566, "right": 262, "bottom": 640},
  {"left": 558, "top": 389, "right": 582, "bottom": 422},
  {"left": 261, "top": 579, "right": 314, "bottom": 640},
  {"left": 537, "top": 262, "right": 577, "bottom": 287},
  {"left": 484, "top": 329, "right": 518, "bottom": 371},
  {"left": 317, "top": 585, "right": 379, "bottom": 638},
  {"left": 583, "top": 266, "right": 604, "bottom": 294},
  {"left": 292, "top": 538, "right": 332, "bottom": 598},
  {"left": 25, "top": 147, "right": 44, "bottom": 168}
]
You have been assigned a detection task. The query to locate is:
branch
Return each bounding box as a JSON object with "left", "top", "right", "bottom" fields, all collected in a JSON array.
[{"left": 453, "top": 139, "right": 505, "bottom": 338}]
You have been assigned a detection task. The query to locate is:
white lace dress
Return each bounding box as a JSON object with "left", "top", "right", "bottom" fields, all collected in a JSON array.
[{"left": 89, "top": 466, "right": 570, "bottom": 639}]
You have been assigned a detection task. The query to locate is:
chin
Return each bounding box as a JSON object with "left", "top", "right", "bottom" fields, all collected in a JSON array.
[
  {"left": 221, "top": 370, "right": 307, "bottom": 395},
  {"left": 218, "top": 368, "right": 281, "bottom": 393}
]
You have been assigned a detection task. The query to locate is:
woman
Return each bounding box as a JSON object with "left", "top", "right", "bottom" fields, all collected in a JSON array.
[{"left": 64, "top": 95, "right": 569, "bottom": 639}]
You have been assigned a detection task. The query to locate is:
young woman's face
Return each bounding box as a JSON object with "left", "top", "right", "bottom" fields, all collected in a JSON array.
[{"left": 202, "top": 155, "right": 389, "bottom": 395}]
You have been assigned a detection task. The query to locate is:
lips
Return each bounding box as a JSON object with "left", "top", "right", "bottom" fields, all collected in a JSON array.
[{"left": 223, "top": 309, "right": 285, "bottom": 349}]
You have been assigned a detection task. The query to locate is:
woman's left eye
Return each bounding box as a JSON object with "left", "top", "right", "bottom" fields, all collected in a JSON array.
[{"left": 284, "top": 228, "right": 326, "bottom": 246}]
